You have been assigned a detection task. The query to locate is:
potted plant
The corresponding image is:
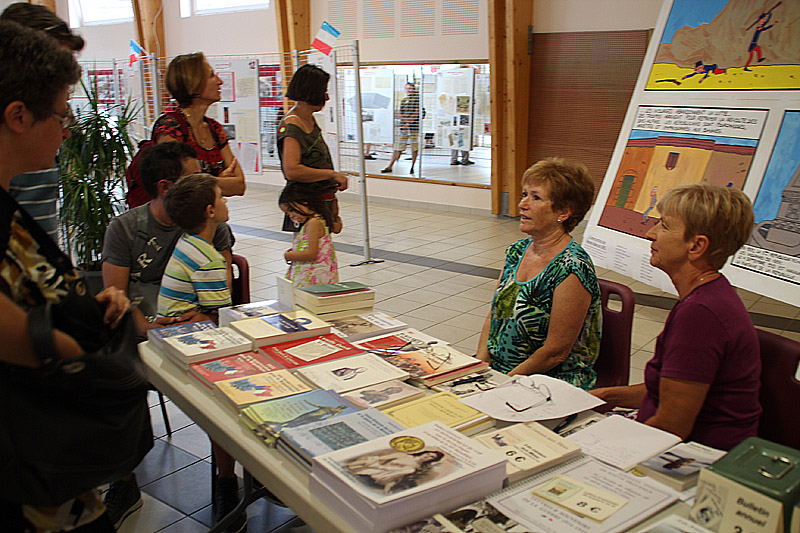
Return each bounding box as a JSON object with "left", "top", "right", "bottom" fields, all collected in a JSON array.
[{"left": 59, "top": 77, "right": 139, "bottom": 270}]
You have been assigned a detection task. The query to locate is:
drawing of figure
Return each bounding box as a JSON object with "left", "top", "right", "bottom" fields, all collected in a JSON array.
[
  {"left": 682, "top": 61, "right": 726, "bottom": 83},
  {"left": 262, "top": 401, "right": 351, "bottom": 432},
  {"left": 358, "top": 385, "right": 404, "bottom": 404},
  {"left": 202, "top": 361, "right": 239, "bottom": 374},
  {"left": 331, "top": 366, "right": 366, "bottom": 380},
  {"left": 744, "top": 11, "right": 775, "bottom": 71},
  {"left": 343, "top": 449, "right": 446, "bottom": 494},
  {"left": 229, "top": 379, "right": 274, "bottom": 396},
  {"left": 642, "top": 186, "right": 658, "bottom": 224}
]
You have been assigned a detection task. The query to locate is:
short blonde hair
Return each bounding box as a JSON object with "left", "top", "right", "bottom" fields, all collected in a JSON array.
[
  {"left": 522, "top": 158, "right": 595, "bottom": 232},
  {"left": 657, "top": 183, "right": 754, "bottom": 269},
  {"left": 165, "top": 52, "right": 207, "bottom": 108}
]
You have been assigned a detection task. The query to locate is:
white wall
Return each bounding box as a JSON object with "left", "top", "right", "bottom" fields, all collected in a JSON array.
[{"left": 533, "top": 0, "right": 663, "bottom": 33}]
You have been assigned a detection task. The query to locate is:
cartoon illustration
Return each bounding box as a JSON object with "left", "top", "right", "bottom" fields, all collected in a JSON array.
[
  {"left": 641, "top": 186, "right": 658, "bottom": 224},
  {"left": 647, "top": 0, "right": 798, "bottom": 91},
  {"left": 177, "top": 334, "right": 216, "bottom": 350},
  {"left": 201, "top": 361, "right": 239, "bottom": 374},
  {"left": 229, "top": 378, "right": 274, "bottom": 396}
]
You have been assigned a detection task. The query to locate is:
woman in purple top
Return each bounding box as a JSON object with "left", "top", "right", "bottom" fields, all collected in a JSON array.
[{"left": 592, "top": 184, "right": 761, "bottom": 450}]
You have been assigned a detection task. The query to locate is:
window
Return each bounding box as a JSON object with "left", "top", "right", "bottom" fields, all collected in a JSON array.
[
  {"left": 69, "top": 0, "right": 133, "bottom": 26},
  {"left": 181, "top": 0, "right": 268, "bottom": 17},
  {"left": 665, "top": 152, "right": 679, "bottom": 170}
]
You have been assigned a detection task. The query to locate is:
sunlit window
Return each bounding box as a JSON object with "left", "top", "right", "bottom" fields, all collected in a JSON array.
[{"left": 71, "top": 0, "right": 133, "bottom": 26}]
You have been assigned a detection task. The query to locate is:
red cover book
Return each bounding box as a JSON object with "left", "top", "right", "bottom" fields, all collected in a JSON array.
[
  {"left": 259, "top": 333, "right": 364, "bottom": 369},
  {"left": 189, "top": 350, "right": 283, "bottom": 388}
]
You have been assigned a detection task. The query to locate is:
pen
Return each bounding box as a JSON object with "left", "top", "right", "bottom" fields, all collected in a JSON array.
[
  {"left": 553, "top": 413, "right": 578, "bottom": 434},
  {"left": 450, "top": 375, "right": 489, "bottom": 386}
]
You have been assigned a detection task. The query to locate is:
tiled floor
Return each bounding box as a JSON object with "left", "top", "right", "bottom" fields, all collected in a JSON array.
[{"left": 124, "top": 185, "right": 800, "bottom": 531}]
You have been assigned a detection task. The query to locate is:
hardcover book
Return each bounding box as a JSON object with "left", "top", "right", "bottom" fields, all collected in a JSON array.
[
  {"left": 295, "top": 353, "right": 410, "bottom": 393},
  {"left": 328, "top": 311, "right": 407, "bottom": 342},
  {"left": 259, "top": 333, "right": 364, "bottom": 369},
  {"left": 231, "top": 310, "right": 330, "bottom": 346},
  {"left": 342, "top": 379, "right": 425, "bottom": 410},
  {"left": 240, "top": 389, "right": 361, "bottom": 446},
  {"left": 189, "top": 350, "right": 284, "bottom": 387},
  {"left": 160, "top": 326, "right": 252, "bottom": 365},
  {"left": 215, "top": 369, "right": 311, "bottom": 409},
  {"left": 218, "top": 299, "right": 293, "bottom": 326}
]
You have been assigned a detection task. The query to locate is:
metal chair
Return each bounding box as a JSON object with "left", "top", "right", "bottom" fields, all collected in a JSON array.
[
  {"left": 594, "top": 279, "right": 636, "bottom": 388},
  {"left": 756, "top": 328, "right": 800, "bottom": 450}
]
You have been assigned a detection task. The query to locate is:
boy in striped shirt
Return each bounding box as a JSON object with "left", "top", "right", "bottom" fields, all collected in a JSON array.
[{"left": 157, "top": 173, "right": 231, "bottom": 320}]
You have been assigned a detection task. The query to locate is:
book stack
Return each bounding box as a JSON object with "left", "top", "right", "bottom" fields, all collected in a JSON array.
[
  {"left": 328, "top": 311, "right": 406, "bottom": 342},
  {"left": 239, "top": 389, "right": 361, "bottom": 446},
  {"left": 382, "top": 392, "right": 495, "bottom": 436},
  {"left": 294, "top": 281, "right": 375, "bottom": 318},
  {"left": 309, "top": 421, "right": 506, "bottom": 532},
  {"left": 231, "top": 310, "right": 330, "bottom": 346},
  {"left": 189, "top": 350, "right": 284, "bottom": 389},
  {"left": 354, "top": 329, "right": 485, "bottom": 385},
  {"left": 214, "top": 369, "right": 312, "bottom": 410},
  {"left": 147, "top": 322, "right": 252, "bottom": 366},
  {"left": 277, "top": 408, "right": 405, "bottom": 471},
  {"left": 636, "top": 441, "right": 725, "bottom": 491},
  {"left": 218, "top": 299, "right": 293, "bottom": 326},
  {"left": 473, "top": 421, "right": 583, "bottom": 484},
  {"left": 295, "top": 353, "right": 410, "bottom": 393},
  {"left": 258, "top": 333, "right": 364, "bottom": 369}
]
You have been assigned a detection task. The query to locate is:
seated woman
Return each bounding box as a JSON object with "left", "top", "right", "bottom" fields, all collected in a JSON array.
[
  {"left": 592, "top": 184, "right": 761, "bottom": 450},
  {"left": 476, "top": 158, "right": 601, "bottom": 390}
]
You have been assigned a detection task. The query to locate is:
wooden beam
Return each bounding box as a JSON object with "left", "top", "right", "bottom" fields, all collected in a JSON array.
[
  {"left": 29, "top": 0, "right": 56, "bottom": 12},
  {"left": 132, "top": 0, "right": 165, "bottom": 122},
  {"left": 287, "top": 0, "right": 310, "bottom": 52},
  {"left": 488, "top": 0, "right": 532, "bottom": 216}
]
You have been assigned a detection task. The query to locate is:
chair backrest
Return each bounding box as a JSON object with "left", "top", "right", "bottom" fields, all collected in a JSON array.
[
  {"left": 594, "top": 279, "right": 635, "bottom": 388},
  {"left": 756, "top": 328, "right": 800, "bottom": 450},
  {"left": 231, "top": 254, "right": 251, "bottom": 305}
]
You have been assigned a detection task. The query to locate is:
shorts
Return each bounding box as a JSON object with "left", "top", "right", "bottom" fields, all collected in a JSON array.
[{"left": 394, "top": 131, "right": 419, "bottom": 152}]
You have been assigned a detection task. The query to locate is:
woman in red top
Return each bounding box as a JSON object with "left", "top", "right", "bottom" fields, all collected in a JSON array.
[{"left": 153, "top": 52, "right": 245, "bottom": 197}]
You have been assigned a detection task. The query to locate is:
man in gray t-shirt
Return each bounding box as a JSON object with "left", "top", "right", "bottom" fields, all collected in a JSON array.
[{"left": 102, "top": 142, "right": 233, "bottom": 337}]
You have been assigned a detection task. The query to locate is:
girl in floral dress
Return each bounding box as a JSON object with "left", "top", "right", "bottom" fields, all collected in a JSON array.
[{"left": 280, "top": 186, "right": 342, "bottom": 287}]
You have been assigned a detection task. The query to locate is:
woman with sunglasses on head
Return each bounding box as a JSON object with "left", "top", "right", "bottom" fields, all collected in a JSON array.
[
  {"left": 476, "top": 158, "right": 601, "bottom": 391},
  {"left": 591, "top": 184, "right": 761, "bottom": 450},
  {"left": 277, "top": 63, "right": 348, "bottom": 233}
]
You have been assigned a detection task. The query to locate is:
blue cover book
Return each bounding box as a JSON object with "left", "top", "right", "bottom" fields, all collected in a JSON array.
[
  {"left": 261, "top": 314, "right": 308, "bottom": 333},
  {"left": 147, "top": 320, "right": 217, "bottom": 350}
]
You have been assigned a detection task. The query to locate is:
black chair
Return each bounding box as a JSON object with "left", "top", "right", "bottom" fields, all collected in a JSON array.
[
  {"left": 756, "top": 328, "right": 800, "bottom": 450},
  {"left": 594, "top": 279, "right": 635, "bottom": 388}
]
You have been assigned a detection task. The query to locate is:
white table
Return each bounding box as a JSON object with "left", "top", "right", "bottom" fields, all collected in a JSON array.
[{"left": 140, "top": 342, "right": 355, "bottom": 533}]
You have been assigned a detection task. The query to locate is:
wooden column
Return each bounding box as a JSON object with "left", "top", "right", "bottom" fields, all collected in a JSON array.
[
  {"left": 132, "top": 0, "right": 165, "bottom": 121},
  {"left": 29, "top": 0, "right": 56, "bottom": 12},
  {"left": 489, "top": 0, "right": 532, "bottom": 216},
  {"left": 275, "top": 0, "right": 310, "bottom": 111}
]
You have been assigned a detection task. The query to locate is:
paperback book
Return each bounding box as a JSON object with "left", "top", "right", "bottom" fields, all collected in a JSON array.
[
  {"left": 215, "top": 369, "right": 311, "bottom": 409},
  {"left": 218, "top": 299, "right": 293, "bottom": 326},
  {"left": 189, "top": 350, "right": 284, "bottom": 388},
  {"left": 159, "top": 326, "right": 252, "bottom": 365},
  {"left": 278, "top": 408, "right": 405, "bottom": 468},
  {"left": 295, "top": 353, "right": 410, "bottom": 393},
  {"left": 382, "top": 392, "right": 494, "bottom": 436},
  {"left": 328, "top": 311, "right": 407, "bottom": 342},
  {"left": 474, "top": 421, "right": 583, "bottom": 484},
  {"left": 231, "top": 310, "right": 330, "bottom": 346},
  {"left": 342, "top": 379, "right": 425, "bottom": 410},
  {"left": 240, "top": 389, "right": 360, "bottom": 446},
  {"left": 636, "top": 441, "right": 725, "bottom": 492},
  {"left": 147, "top": 320, "right": 218, "bottom": 354},
  {"left": 310, "top": 421, "right": 507, "bottom": 532},
  {"left": 259, "top": 333, "right": 363, "bottom": 369},
  {"left": 295, "top": 290, "right": 376, "bottom": 315}
]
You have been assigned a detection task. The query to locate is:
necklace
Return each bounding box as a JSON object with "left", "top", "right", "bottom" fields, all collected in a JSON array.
[{"left": 696, "top": 271, "right": 720, "bottom": 284}]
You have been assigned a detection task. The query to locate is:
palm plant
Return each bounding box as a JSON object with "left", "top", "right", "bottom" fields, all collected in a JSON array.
[{"left": 59, "top": 78, "right": 138, "bottom": 270}]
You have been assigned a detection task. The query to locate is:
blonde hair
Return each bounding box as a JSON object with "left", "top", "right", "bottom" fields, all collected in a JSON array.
[
  {"left": 522, "top": 158, "right": 595, "bottom": 232},
  {"left": 657, "top": 183, "right": 754, "bottom": 269}
]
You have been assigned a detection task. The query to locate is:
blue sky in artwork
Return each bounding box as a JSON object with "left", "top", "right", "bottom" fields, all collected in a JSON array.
[
  {"left": 752, "top": 112, "right": 800, "bottom": 224},
  {"left": 630, "top": 129, "right": 758, "bottom": 147},
  {"left": 661, "top": 0, "right": 730, "bottom": 44}
]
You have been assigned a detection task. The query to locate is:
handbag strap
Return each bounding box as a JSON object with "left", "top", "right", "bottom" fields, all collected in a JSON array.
[{"left": 27, "top": 303, "right": 60, "bottom": 373}]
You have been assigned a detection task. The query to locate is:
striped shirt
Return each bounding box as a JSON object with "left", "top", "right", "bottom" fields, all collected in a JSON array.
[
  {"left": 8, "top": 166, "right": 61, "bottom": 241},
  {"left": 157, "top": 233, "right": 231, "bottom": 317}
]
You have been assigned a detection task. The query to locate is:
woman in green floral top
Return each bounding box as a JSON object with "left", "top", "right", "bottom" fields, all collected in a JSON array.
[{"left": 476, "top": 158, "right": 601, "bottom": 390}]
